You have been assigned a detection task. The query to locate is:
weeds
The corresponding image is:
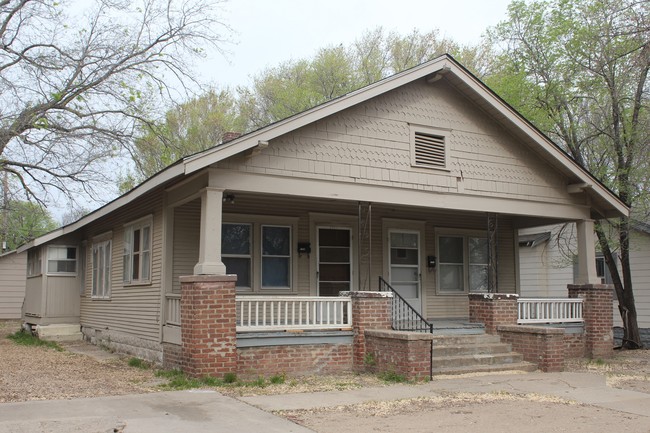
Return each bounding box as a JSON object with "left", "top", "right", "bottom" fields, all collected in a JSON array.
[
  {"left": 378, "top": 370, "right": 408, "bottom": 383},
  {"left": 127, "top": 357, "right": 151, "bottom": 369},
  {"left": 155, "top": 369, "right": 290, "bottom": 390},
  {"left": 7, "top": 330, "right": 63, "bottom": 352}
]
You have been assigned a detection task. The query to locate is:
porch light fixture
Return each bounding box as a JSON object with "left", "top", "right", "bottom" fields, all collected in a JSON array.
[{"left": 223, "top": 194, "right": 235, "bottom": 204}]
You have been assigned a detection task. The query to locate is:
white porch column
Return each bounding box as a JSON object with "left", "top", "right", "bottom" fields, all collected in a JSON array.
[
  {"left": 575, "top": 219, "right": 599, "bottom": 284},
  {"left": 193, "top": 187, "right": 227, "bottom": 275}
]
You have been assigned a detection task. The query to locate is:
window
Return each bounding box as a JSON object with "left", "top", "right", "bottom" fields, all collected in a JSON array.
[
  {"left": 123, "top": 218, "right": 152, "bottom": 284},
  {"left": 410, "top": 126, "right": 449, "bottom": 170},
  {"left": 27, "top": 248, "right": 42, "bottom": 277},
  {"left": 262, "top": 225, "right": 291, "bottom": 288},
  {"left": 438, "top": 233, "right": 488, "bottom": 293},
  {"left": 47, "top": 246, "right": 77, "bottom": 274},
  {"left": 92, "top": 240, "right": 111, "bottom": 298},
  {"left": 221, "top": 218, "right": 295, "bottom": 292},
  {"left": 222, "top": 223, "right": 252, "bottom": 289}
]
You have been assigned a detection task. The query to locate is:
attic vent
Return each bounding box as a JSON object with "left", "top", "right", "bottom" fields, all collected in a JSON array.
[{"left": 413, "top": 131, "right": 446, "bottom": 168}]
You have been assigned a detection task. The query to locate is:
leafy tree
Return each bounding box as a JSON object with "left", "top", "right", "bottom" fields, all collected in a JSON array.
[
  {"left": 0, "top": 0, "right": 230, "bottom": 207},
  {"left": 488, "top": 0, "right": 649, "bottom": 348},
  {"left": 1, "top": 200, "right": 57, "bottom": 251},
  {"left": 126, "top": 88, "right": 247, "bottom": 185}
]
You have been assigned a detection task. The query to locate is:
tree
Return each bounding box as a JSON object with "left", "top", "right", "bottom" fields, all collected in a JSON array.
[
  {"left": 488, "top": 0, "right": 650, "bottom": 348},
  {"left": 1, "top": 199, "right": 57, "bottom": 251},
  {"left": 0, "top": 0, "right": 230, "bottom": 207},
  {"left": 126, "top": 88, "right": 246, "bottom": 184}
]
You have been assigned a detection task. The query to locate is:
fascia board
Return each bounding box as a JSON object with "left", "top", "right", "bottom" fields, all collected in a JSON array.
[
  {"left": 449, "top": 65, "right": 629, "bottom": 218},
  {"left": 17, "top": 163, "right": 185, "bottom": 252}
]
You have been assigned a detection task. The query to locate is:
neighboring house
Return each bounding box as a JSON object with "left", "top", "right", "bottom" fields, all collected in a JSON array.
[
  {"left": 0, "top": 250, "right": 27, "bottom": 320},
  {"left": 519, "top": 222, "right": 650, "bottom": 344},
  {"left": 17, "top": 54, "right": 628, "bottom": 362}
]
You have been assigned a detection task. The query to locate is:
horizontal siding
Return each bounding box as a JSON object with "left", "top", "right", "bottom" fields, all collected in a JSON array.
[
  {"left": 630, "top": 233, "right": 650, "bottom": 328},
  {"left": 218, "top": 80, "right": 578, "bottom": 207},
  {"left": 0, "top": 252, "right": 27, "bottom": 319},
  {"left": 172, "top": 199, "right": 201, "bottom": 293},
  {"left": 80, "top": 189, "right": 164, "bottom": 342}
]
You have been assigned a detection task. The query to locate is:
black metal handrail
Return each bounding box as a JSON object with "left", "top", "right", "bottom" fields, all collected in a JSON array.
[{"left": 378, "top": 276, "right": 433, "bottom": 334}]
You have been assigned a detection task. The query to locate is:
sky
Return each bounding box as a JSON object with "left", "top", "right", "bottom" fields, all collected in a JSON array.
[
  {"left": 198, "top": 0, "right": 513, "bottom": 89},
  {"left": 51, "top": 0, "right": 515, "bottom": 220}
]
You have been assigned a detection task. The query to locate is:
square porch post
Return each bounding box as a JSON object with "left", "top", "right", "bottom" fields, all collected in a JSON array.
[
  {"left": 575, "top": 219, "right": 599, "bottom": 285},
  {"left": 193, "top": 186, "right": 227, "bottom": 275}
]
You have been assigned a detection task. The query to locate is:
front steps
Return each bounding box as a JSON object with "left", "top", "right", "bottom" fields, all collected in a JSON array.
[{"left": 431, "top": 333, "right": 537, "bottom": 375}]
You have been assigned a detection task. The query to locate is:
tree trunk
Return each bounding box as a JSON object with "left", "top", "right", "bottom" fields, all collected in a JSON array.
[{"left": 596, "top": 221, "right": 642, "bottom": 349}]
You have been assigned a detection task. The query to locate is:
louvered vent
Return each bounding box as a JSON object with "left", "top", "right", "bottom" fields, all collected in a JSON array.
[{"left": 414, "top": 132, "right": 446, "bottom": 168}]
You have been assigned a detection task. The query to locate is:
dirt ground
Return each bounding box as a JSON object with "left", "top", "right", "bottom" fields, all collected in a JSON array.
[{"left": 3, "top": 319, "right": 650, "bottom": 432}]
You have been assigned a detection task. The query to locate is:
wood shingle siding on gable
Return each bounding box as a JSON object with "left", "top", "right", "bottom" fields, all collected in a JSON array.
[
  {"left": 80, "top": 189, "right": 164, "bottom": 342},
  {"left": 217, "top": 80, "right": 578, "bottom": 209}
]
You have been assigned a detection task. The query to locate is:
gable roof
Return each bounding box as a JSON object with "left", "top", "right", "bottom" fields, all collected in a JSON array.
[{"left": 19, "top": 54, "right": 628, "bottom": 252}]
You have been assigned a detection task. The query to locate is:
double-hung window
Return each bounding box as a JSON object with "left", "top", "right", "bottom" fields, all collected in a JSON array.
[
  {"left": 27, "top": 248, "right": 42, "bottom": 277},
  {"left": 221, "top": 219, "right": 294, "bottom": 292},
  {"left": 438, "top": 233, "right": 488, "bottom": 293},
  {"left": 47, "top": 246, "right": 77, "bottom": 274},
  {"left": 92, "top": 240, "right": 111, "bottom": 298},
  {"left": 222, "top": 223, "right": 252, "bottom": 289},
  {"left": 123, "top": 217, "right": 152, "bottom": 285},
  {"left": 261, "top": 225, "right": 291, "bottom": 288}
]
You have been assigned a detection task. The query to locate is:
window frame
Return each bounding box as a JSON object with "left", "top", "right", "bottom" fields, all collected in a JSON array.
[
  {"left": 92, "top": 239, "right": 112, "bottom": 299},
  {"left": 435, "top": 229, "right": 489, "bottom": 295},
  {"left": 409, "top": 124, "right": 451, "bottom": 172},
  {"left": 123, "top": 216, "right": 153, "bottom": 286},
  {"left": 46, "top": 245, "right": 78, "bottom": 276},
  {"left": 261, "top": 224, "right": 292, "bottom": 290},
  {"left": 222, "top": 214, "right": 297, "bottom": 294},
  {"left": 27, "top": 247, "right": 42, "bottom": 278},
  {"left": 222, "top": 222, "right": 253, "bottom": 291}
]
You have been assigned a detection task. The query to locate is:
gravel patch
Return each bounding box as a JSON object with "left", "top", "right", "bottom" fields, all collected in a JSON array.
[{"left": 0, "top": 321, "right": 158, "bottom": 403}]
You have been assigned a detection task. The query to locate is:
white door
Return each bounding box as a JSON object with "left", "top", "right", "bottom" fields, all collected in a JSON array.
[
  {"left": 317, "top": 227, "right": 352, "bottom": 297},
  {"left": 389, "top": 230, "right": 421, "bottom": 313}
]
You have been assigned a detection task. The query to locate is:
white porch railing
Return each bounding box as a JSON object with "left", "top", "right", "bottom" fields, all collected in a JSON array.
[
  {"left": 236, "top": 296, "right": 352, "bottom": 332},
  {"left": 165, "top": 293, "right": 181, "bottom": 327},
  {"left": 517, "top": 298, "right": 584, "bottom": 324}
]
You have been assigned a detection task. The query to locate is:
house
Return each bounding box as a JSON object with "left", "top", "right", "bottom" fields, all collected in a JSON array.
[
  {"left": 17, "top": 54, "right": 628, "bottom": 369},
  {"left": 0, "top": 250, "right": 27, "bottom": 320},
  {"left": 519, "top": 222, "right": 650, "bottom": 345}
]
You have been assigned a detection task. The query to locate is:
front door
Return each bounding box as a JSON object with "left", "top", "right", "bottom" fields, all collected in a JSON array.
[
  {"left": 389, "top": 230, "right": 422, "bottom": 313},
  {"left": 317, "top": 227, "right": 352, "bottom": 297}
]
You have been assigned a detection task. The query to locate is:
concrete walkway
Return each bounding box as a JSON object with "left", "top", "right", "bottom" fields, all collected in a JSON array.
[
  {"left": 2, "top": 372, "right": 649, "bottom": 432},
  {"left": 241, "top": 371, "right": 650, "bottom": 417},
  {"left": 0, "top": 390, "right": 312, "bottom": 433}
]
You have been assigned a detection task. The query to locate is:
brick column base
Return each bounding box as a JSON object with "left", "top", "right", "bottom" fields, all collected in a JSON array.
[
  {"left": 498, "top": 325, "right": 564, "bottom": 372},
  {"left": 340, "top": 291, "right": 392, "bottom": 370},
  {"left": 568, "top": 284, "right": 613, "bottom": 358},
  {"left": 469, "top": 293, "right": 518, "bottom": 334},
  {"left": 180, "top": 274, "right": 238, "bottom": 378}
]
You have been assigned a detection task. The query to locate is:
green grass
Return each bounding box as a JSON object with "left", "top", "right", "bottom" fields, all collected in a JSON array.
[
  {"left": 377, "top": 370, "right": 408, "bottom": 383},
  {"left": 7, "top": 330, "right": 63, "bottom": 351},
  {"left": 128, "top": 357, "right": 151, "bottom": 369},
  {"left": 155, "top": 370, "right": 290, "bottom": 390}
]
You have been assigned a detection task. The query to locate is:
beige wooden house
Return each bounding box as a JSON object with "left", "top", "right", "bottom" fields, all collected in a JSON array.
[
  {"left": 18, "top": 55, "right": 628, "bottom": 359},
  {"left": 0, "top": 250, "right": 27, "bottom": 320}
]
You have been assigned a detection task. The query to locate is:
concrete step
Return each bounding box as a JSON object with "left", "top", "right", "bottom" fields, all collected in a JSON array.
[
  {"left": 431, "top": 333, "right": 501, "bottom": 346},
  {"left": 431, "top": 361, "right": 537, "bottom": 376},
  {"left": 431, "top": 352, "right": 525, "bottom": 369},
  {"left": 434, "top": 342, "right": 513, "bottom": 357}
]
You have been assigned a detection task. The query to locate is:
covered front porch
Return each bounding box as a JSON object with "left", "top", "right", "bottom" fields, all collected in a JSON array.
[{"left": 159, "top": 167, "right": 604, "bottom": 347}]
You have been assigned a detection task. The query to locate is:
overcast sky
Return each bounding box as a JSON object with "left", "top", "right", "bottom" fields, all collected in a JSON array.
[{"left": 199, "top": 0, "right": 513, "bottom": 89}]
